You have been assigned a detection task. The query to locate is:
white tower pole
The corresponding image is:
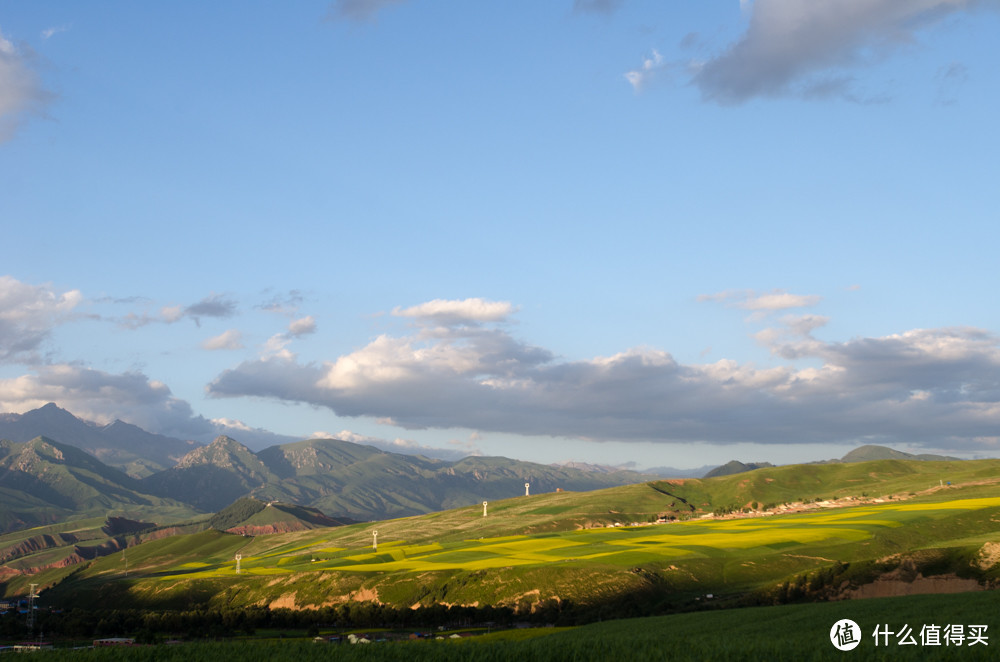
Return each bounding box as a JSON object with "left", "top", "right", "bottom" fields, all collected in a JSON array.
[
  {"left": 372, "top": 530, "right": 378, "bottom": 551},
  {"left": 525, "top": 482, "right": 530, "bottom": 496},
  {"left": 235, "top": 553, "right": 242, "bottom": 575},
  {"left": 26, "top": 583, "right": 38, "bottom": 631},
  {"left": 483, "top": 501, "right": 488, "bottom": 517}
]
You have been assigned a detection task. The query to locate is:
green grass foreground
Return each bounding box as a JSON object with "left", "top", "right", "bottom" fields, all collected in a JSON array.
[
  {"left": 40, "top": 591, "right": 1000, "bottom": 661},
  {"left": 31, "top": 489, "right": 1000, "bottom": 613}
]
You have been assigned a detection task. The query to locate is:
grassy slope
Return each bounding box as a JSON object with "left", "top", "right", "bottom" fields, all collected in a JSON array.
[
  {"left": 30, "top": 458, "right": 1000, "bottom": 612},
  {"left": 0, "top": 437, "right": 199, "bottom": 533},
  {"left": 32, "top": 591, "right": 1000, "bottom": 661}
]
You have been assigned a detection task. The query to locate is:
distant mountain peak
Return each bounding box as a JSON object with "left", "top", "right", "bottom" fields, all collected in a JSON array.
[
  {"left": 0, "top": 403, "right": 202, "bottom": 478},
  {"left": 840, "top": 444, "right": 959, "bottom": 463},
  {"left": 703, "top": 460, "right": 775, "bottom": 479},
  {"left": 28, "top": 402, "right": 80, "bottom": 420},
  {"left": 173, "top": 435, "right": 261, "bottom": 471}
]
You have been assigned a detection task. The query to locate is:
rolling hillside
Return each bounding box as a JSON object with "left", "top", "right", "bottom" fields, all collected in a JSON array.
[
  {"left": 19, "top": 457, "right": 1000, "bottom": 615},
  {"left": 0, "top": 436, "right": 198, "bottom": 532}
]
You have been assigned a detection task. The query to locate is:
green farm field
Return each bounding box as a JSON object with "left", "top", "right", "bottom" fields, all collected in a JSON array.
[
  {"left": 122, "top": 495, "right": 1000, "bottom": 578},
  {"left": 30, "top": 463, "right": 1000, "bottom": 613}
]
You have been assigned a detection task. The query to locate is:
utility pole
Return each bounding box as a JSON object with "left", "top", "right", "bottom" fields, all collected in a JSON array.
[{"left": 26, "top": 584, "right": 38, "bottom": 633}]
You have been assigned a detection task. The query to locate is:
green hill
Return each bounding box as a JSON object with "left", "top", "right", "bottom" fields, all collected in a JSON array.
[
  {"left": 24, "top": 457, "right": 1000, "bottom": 615},
  {"left": 0, "top": 436, "right": 197, "bottom": 532},
  {"left": 840, "top": 444, "right": 960, "bottom": 463},
  {"left": 208, "top": 497, "right": 353, "bottom": 535},
  {"left": 702, "top": 460, "right": 774, "bottom": 478}
]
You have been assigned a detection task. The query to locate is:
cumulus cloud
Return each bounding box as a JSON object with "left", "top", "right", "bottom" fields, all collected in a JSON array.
[
  {"left": 624, "top": 49, "right": 667, "bottom": 92},
  {"left": 288, "top": 315, "right": 317, "bottom": 337},
  {"left": 691, "top": 0, "right": 991, "bottom": 104},
  {"left": 392, "top": 298, "right": 515, "bottom": 326},
  {"left": 0, "top": 29, "right": 53, "bottom": 142},
  {"left": 0, "top": 363, "right": 296, "bottom": 447},
  {"left": 0, "top": 364, "right": 217, "bottom": 439},
  {"left": 327, "top": 0, "right": 408, "bottom": 21},
  {"left": 0, "top": 276, "right": 82, "bottom": 363},
  {"left": 699, "top": 289, "right": 822, "bottom": 313},
  {"left": 202, "top": 329, "right": 244, "bottom": 351},
  {"left": 208, "top": 299, "right": 1000, "bottom": 452}
]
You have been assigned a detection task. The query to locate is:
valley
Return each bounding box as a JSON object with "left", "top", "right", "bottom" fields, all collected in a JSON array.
[{"left": 2, "top": 406, "right": 1000, "bottom": 658}]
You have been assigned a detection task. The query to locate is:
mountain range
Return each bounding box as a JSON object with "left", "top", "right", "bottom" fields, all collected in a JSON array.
[
  {"left": 701, "top": 445, "right": 961, "bottom": 479},
  {"left": 0, "top": 404, "right": 969, "bottom": 536},
  {"left": 0, "top": 405, "right": 660, "bottom": 532},
  {"left": 0, "top": 403, "right": 200, "bottom": 477},
  {"left": 143, "top": 434, "right": 664, "bottom": 518},
  {"left": 0, "top": 436, "right": 197, "bottom": 532}
]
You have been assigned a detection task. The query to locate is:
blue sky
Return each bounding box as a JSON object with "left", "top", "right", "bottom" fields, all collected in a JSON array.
[{"left": 1, "top": 0, "right": 999, "bottom": 470}]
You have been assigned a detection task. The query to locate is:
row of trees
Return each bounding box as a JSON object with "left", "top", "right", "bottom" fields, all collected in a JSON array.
[{"left": 6, "top": 588, "right": 697, "bottom": 641}]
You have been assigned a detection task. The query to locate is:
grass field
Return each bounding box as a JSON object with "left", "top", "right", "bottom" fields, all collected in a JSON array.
[
  {"left": 6, "top": 458, "right": 1000, "bottom": 616},
  {"left": 124, "top": 494, "right": 1000, "bottom": 577},
  {"left": 24, "top": 483, "right": 1000, "bottom": 614},
  {"left": 29, "top": 591, "right": 1000, "bottom": 661}
]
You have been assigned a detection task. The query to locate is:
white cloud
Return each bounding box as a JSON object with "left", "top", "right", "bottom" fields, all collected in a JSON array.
[
  {"left": 40, "top": 26, "right": 69, "bottom": 40},
  {"left": 261, "top": 333, "right": 295, "bottom": 360},
  {"left": 160, "top": 305, "right": 185, "bottom": 323},
  {"left": 0, "top": 364, "right": 298, "bottom": 447},
  {"left": 624, "top": 49, "right": 666, "bottom": 92},
  {"left": 692, "top": 0, "right": 992, "bottom": 104},
  {"left": 0, "top": 29, "right": 52, "bottom": 142},
  {"left": 699, "top": 289, "right": 821, "bottom": 312},
  {"left": 288, "top": 315, "right": 317, "bottom": 337},
  {"left": 392, "top": 298, "right": 515, "bottom": 325},
  {"left": 0, "top": 364, "right": 216, "bottom": 438},
  {"left": 0, "top": 275, "right": 82, "bottom": 363},
  {"left": 209, "top": 300, "right": 1000, "bottom": 452},
  {"left": 202, "top": 329, "right": 244, "bottom": 351},
  {"left": 743, "top": 292, "right": 822, "bottom": 311},
  {"left": 211, "top": 417, "right": 254, "bottom": 432}
]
